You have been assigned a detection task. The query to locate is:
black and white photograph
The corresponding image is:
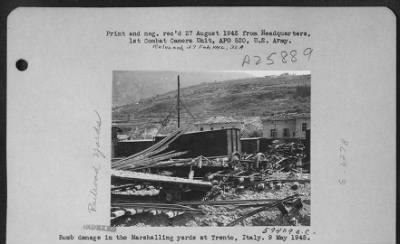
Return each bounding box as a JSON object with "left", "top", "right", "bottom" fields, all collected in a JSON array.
[
  {"left": 5, "top": 7, "right": 396, "bottom": 244},
  {"left": 111, "top": 71, "right": 311, "bottom": 227}
]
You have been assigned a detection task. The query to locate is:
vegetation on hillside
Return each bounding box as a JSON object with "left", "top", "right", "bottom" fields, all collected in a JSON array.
[{"left": 113, "top": 74, "right": 310, "bottom": 139}]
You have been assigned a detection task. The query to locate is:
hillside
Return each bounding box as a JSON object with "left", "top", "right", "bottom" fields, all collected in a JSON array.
[
  {"left": 113, "top": 74, "right": 311, "bottom": 138},
  {"left": 112, "top": 71, "right": 255, "bottom": 107}
]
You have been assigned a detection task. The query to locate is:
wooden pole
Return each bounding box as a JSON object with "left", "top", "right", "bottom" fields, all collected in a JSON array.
[{"left": 177, "top": 75, "right": 180, "bottom": 128}]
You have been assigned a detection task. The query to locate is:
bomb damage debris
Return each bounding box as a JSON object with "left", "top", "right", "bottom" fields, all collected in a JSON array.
[{"left": 111, "top": 72, "right": 311, "bottom": 227}]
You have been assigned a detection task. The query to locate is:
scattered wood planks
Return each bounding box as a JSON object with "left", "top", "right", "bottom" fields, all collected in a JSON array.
[
  {"left": 226, "top": 194, "right": 301, "bottom": 226},
  {"left": 112, "top": 130, "right": 187, "bottom": 171},
  {"left": 112, "top": 170, "right": 212, "bottom": 187}
]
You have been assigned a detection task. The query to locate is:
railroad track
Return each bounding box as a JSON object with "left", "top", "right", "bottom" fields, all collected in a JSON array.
[
  {"left": 176, "top": 198, "right": 276, "bottom": 206},
  {"left": 112, "top": 202, "right": 202, "bottom": 212},
  {"left": 111, "top": 202, "right": 203, "bottom": 220},
  {"left": 111, "top": 194, "right": 303, "bottom": 221}
]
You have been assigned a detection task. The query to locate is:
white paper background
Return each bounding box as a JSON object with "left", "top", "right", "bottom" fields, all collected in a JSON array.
[{"left": 7, "top": 7, "right": 396, "bottom": 244}]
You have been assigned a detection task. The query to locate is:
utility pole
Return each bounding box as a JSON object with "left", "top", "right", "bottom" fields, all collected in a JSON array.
[{"left": 177, "top": 75, "right": 180, "bottom": 128}]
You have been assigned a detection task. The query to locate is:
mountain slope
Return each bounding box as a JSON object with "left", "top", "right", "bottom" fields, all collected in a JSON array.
[
  {"left": 112, "top": 71, "right": 255, "bottom": 107},
  {"left": 113, "top": 74, "right": 310, "bottom": 138}
]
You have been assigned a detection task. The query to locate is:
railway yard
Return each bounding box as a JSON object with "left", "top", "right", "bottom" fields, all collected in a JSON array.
[{"left": 110, "top": 129, "right": 311, "bottom": 227}]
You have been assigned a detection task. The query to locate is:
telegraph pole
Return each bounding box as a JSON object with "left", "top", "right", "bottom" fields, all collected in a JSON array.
[{"left": 177, "top": 75, "right": 180, "bottom": 128}]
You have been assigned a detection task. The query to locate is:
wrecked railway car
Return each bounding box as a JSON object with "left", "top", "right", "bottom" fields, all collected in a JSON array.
[
  {"left": 113, "top": 128, "right": 310, "bottom": 161},
  {"left": 112, "top": 128, "right": 241, "bottom": 158},
  {"left": 240, "top": 137, "right": 309, "bottom": 155},
  {"left": 154, "top": 128, "right": 241, "bottom": 158}
]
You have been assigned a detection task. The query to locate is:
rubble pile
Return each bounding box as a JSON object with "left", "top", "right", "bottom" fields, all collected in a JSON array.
[
  {"left": 111, "top": 131, "right": 310, "bottom": 227},
  {"left": 240, "top": 141, "right": 308, "bottom": 173},
  {"left": 111, "top": 173, "right": 310, "bottom": 227}
]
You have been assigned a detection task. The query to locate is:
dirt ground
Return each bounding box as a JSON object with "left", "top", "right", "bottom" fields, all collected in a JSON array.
[{"left": 112, "top": 172, "right": 310, "bottom": 227}]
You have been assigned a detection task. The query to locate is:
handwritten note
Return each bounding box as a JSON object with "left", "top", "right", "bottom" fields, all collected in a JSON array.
[
  {"left": 88, "top": 110, "right": 106, "bottom": 213},
  {"left": 241, "top": 48, "right": 313, "bottom": 67}
]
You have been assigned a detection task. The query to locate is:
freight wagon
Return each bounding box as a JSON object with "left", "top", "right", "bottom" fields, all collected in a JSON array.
[
  {"left": 112, "top": 128, "right": 241, "bottom": 159},
  {"left": 154, "top": 128, "right": 241, "bottom": 158}
]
